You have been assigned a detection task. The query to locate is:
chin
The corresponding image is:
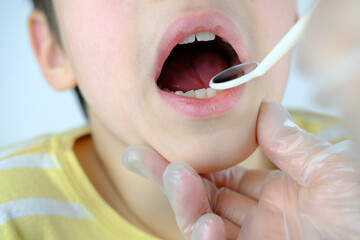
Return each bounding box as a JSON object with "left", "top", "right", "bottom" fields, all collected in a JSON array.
[{"left": 154, "top": 129, "right": 258, "bottom": 173}]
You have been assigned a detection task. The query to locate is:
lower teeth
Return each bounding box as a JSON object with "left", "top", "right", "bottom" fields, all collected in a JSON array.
[{"left": 162, "top": 88, "right": 222, "bottom": 99}]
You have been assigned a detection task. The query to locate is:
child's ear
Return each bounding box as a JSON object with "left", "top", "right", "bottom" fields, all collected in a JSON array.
[{"left": 28, "top": 10, "right": 76, "bottom": 91}]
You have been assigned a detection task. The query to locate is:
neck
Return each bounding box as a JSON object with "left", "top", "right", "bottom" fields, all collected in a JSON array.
[
  {"left": 74, "top": 112, "right": 183, "bottom": 240},
  {"left": 74, "top": 111, "right": 274, "bottom": 240}
]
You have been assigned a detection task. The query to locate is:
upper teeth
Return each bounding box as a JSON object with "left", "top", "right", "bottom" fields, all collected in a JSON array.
[{"left": 179, "top": 32, "right": 216, "bottom": 45}]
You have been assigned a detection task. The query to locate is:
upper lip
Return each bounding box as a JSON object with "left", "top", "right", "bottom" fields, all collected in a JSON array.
[{"left": 153, "top": 10, "right": 249, "bottom": 85}]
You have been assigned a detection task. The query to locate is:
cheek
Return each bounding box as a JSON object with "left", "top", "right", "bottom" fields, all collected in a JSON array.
[
  {"left": 249, "top": 1, "right": 296, "bottom": 102},
  {"left": 55, "top": 1, "right": 143, "bottom": 139},
  {"left": 59, "top": 1, "right": 136, "bottom": 87},
  {"left": 262, "top": 54, "right": 292, "bottom": 102}
]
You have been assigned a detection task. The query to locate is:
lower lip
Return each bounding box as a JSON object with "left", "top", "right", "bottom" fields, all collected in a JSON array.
[{"left": 157, "top": 84, "right": 246, "bottom": 119}]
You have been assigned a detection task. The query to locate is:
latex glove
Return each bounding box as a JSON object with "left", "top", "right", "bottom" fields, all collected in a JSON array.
[{"left": 123, "top": 102, "right": 360, "bottom": 240}]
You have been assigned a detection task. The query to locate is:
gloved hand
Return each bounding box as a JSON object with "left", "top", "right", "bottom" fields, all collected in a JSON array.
[{"left": 123, "top": 102, "right": 360, "bottom": 240}]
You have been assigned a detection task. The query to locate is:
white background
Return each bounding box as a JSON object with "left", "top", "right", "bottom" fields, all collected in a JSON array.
[{"left": 1, "top": 0, "right": 327, "bottom": 147}]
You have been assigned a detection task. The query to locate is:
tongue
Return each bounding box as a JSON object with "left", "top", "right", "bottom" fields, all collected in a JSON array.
[{"left": 158, "top": 50, "right": 229, "bottom": 92}]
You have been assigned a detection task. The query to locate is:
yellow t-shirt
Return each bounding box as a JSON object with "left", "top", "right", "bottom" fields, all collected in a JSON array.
[
  {"left": 290, "top": 110, "right": 345, "bottom": 144},
  {"left": 0, "top": 111, "right": 345, "bottom": 240},
  {"left": 0, "top": 126, "right": 160, "bottom": 240}
]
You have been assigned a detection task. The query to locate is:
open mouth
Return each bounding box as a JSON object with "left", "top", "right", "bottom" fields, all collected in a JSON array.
[{"left": 156, "top": 32, "right": 241, "bottom": 99}]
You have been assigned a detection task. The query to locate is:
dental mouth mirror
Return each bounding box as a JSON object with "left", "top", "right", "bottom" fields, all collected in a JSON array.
[{"left": 209, "top": 1, "right": 320, "bottom": 90}]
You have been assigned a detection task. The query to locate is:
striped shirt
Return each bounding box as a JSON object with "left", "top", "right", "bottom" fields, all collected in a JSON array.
[
  {"left": 0, "top": 112, "right": 344, "bottom": 239},
  {"left": 0, "top": 126, "right": 159, "bottom": 240}
]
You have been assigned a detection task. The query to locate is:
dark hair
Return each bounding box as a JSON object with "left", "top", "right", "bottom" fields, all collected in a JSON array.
[{"left": 31, "top": 0, "right": 88, "bottom": 118}]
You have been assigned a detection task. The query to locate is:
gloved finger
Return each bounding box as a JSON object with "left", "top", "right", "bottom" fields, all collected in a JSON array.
[
  {"left": 210, "top": 187, "right": 257, "bottom": 228},
  {"left": 203, "top": 179, "right": 242, "bottom": 239},
  {"left": 257, "top": 102, "right": 336, "bottom": 186},
  {"left": 163, "top": 162, "right": 215, "bottom": 239},
  {"left": 191, "top": 214, "right": 226, "bottom": 240},
  {"left": 202, "top": 167, "right": 271, "bottom": 201},
  {"left": 204, "top": 176, "right": 257, "bottom": 227},
  {"left": 122, "top": 145, "right": 169, "bottom": 187},
  {"left": 123, "top": 146, "right": 231, "bottom": 239},
  {"left": 223, "top": 218, "right": 241, "bottom": 240},
  {"left": 163, "top": 162, "right": 240, "bottom": 239}
]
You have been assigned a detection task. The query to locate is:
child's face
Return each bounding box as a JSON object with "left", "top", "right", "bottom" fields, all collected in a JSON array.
[{"left": 54, "top": 0, "right": 296, "bottom": 172}]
